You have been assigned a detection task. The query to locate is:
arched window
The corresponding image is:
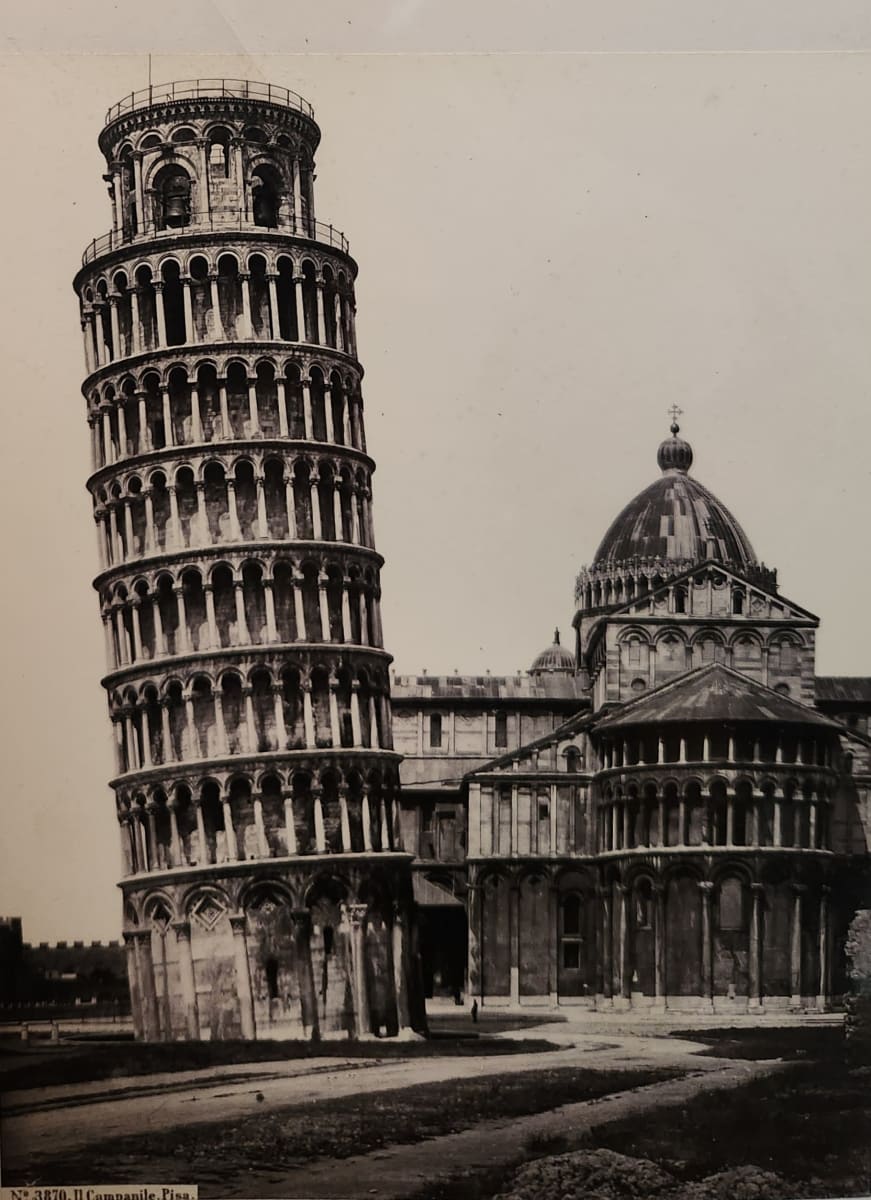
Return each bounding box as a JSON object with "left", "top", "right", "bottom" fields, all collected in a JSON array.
[
  {"left": 495, "top": 711, "right": 508, "bottom": 748},
  {"left": 732, "top": 589, "right": 745, "bottom": 615},
  {"left": 251, "top": 164, "right": 284, "bottom": 228},
  {"left": 207, "top": 127, "right": 231, "bottom": 177},
  {"left": 674, "top": 587, "right": 687, "bottom": 614},
  {"left": 565, "top": 746, "right": 582, "bottom": 773},
  {"left": 429, "top": 713, "right": 442, "bottom": 748}
]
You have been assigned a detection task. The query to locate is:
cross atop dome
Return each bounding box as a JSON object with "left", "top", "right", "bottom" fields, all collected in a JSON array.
[{"left": 658, "top": 408, "right": 693, "bottom": 473}]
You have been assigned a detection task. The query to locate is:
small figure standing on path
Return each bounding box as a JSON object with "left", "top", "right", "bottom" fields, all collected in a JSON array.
[{"left": 471, "top": 999, "right": 478, "bottom": 1024}]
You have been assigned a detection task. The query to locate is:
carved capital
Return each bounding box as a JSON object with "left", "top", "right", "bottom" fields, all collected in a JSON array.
[{"left": 344, "top": 902, "right": 367, "bottom": 929}]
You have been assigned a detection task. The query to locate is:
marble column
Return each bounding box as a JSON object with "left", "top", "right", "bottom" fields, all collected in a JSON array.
[
  {"left": 653, "top": 883, "right": 665, "bottom": 1008},
  {"left": 699, "top": 881, "right": 715, "bottom": 1010},
  {"left": 345, "top": 903, "right": 371, "bottom": 1037},
  {"left": 291, "top": 909, "right": 319, "bottom": 1039},
  {"left": 599, "top": 884, "right": 613, "bottom": 1006},
  {"left": 748, "top": 882, "right": 764, "bottom": 1010},
  {"left": 790, "top": 884, "right": 805, "bottom": 1008},
  {"left": 509, "top": 884, "right": 520, "bottom": 1006},
  {"left": 133, "top": 929, "right": 160, "bottom": 1040},
  {"left": 172, "top": 920, "right": 201, "bottom": 1039},
  {"left": 283, "top": 790, "right": 298, "bottom": 855},
  {"left": 817, "top": 885, "right": 830, "bottom": 1011},
  {"left": 123, "top": 931, "right": 143, "bottom": 1040},
  {"left": 229, "top": 913, "right": 256, "bottom": 1039},
  {"left": 392, "top": 901, "right": 413, "bottom": 1031}
]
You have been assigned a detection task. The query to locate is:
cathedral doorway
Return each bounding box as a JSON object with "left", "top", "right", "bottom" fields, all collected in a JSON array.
[{"left": 414, "top": 873, "right": 468, "bottom": 1001}]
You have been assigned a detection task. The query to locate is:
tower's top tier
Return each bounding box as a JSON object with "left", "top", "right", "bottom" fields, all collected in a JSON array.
[
  {"left": 83, "top": 80, "right": 343, "bottom": 267},
  {"left": 99, "top": 78, "right": 320, "bottom": 158}
]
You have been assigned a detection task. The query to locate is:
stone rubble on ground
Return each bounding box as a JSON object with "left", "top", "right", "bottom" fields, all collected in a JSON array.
[{"left": 493, "top": 1148, "right": 799, "bottom": 1200}]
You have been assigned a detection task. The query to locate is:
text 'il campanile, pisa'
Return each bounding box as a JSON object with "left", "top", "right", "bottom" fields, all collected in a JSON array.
[{"left": 73, "top": 78, "right": 426, "bottom": 1041}]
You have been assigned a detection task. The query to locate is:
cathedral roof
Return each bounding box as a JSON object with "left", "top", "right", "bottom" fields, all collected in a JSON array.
[
  {"left": 815, "top": 677, "right": 871, "bottom": 704},
  {"left": 592, "top": 420, "right": 758, "bottom": 571},
  {"left": 596, "top": 663, "right": 841, "bottom": 731},
  {"left": 530, "top": 629, "right": 576, "bottom": 675}
]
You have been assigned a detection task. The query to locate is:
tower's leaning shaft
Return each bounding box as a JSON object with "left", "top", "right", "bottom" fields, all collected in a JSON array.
[{"left": 72, "top": 79, "right": 423, "bottom": 1041}]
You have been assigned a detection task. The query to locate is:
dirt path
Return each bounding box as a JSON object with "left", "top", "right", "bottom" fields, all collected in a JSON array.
[
  {"left": 220, "top": 1058, "right": 787, "bottom": 1200},
  {"left": 3, "top": 1027, "right": 721, "bottom": 1180}
]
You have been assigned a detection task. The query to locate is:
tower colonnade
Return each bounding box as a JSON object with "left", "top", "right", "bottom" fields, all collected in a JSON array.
[
  {"left": 108, "top": 656, "right": 395, "bottom": 776},
  {"left": 117, "top": 761, "right": 402, "bottom": 877},
  {"left": 86, "top": 354, "right": 367, "bottom": 473},
  {"left": 74, "top": 80, "right": 425, "bottom": 1040},
  {"left": 101, "top": 556, "right": 385, "bottom": 671},
  {"left": 79, "top": 243, "right": 358, "bottom": 376},
  {"left": 92, "top": 451, "right": 376, "bottom": 571}
]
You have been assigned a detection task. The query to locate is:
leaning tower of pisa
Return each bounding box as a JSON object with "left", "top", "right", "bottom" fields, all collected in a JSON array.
[{"left": 72, "top": 79, "right": 424, "bottom": 1041}]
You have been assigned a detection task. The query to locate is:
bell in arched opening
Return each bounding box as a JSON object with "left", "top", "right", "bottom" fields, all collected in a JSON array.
[{"left": 154, "top": 165, "right": 192, "bottom": 230}]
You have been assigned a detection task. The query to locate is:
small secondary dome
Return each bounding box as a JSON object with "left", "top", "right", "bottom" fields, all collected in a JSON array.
[
  {"left": 531, "top": 629, "right": 575, "bottom": 674},
  {"left": 656, "top": 420, "right": 694, "bottom": 473}
]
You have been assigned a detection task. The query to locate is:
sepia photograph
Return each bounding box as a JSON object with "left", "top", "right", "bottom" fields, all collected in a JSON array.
[{"left": 1, "top": 5, "right": 871, "bottom": 1198}]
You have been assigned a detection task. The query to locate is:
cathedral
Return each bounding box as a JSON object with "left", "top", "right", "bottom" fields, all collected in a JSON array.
[{"left": 393, "top": 416, "right": 871, "bottom": 1013}]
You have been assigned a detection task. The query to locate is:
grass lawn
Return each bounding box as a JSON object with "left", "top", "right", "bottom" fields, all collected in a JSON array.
[
  {"left": 2, "top": 1066, "right": 681, "bottom": 1189},
  {"left": 427, "top": 1011, "right": 567, "bottom": 1036},
  {"left": 416, "top": 1026, "right": 871, "bottom": 1200},
  {"left": 591, "top": 1054, "right": 871, "bottom": 1195},
  {"left": 0, "top": 1029, "right": 563, "bottom": 1093},
  {"left": 669, "top": 1024, "right": 845, "bottom": 1061}
]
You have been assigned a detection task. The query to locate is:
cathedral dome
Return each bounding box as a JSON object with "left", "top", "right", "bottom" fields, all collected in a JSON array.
[
  {"left": 593, "top": 420, "right": 757, "bottom": 569},
  {"left": 574, "top": 417, "right": 778, "bottom": 616},
  {"left": 531, "top": 629, "right": 575, "bottom": 674}
]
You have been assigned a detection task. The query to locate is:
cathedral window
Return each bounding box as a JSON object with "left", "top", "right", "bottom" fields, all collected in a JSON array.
[
  {"left": 560, "top": 894, "right": 584, "bottom": 970},
  {"left": 565, "top": 746, "right": 582, "bottom": 773},
  {"left": 429, "top": 713, "right": 442, "bottom": 747},
  {"left": 633, "top": 884, "right": 653, "bottom": 930},
  {"left": 674, "top": 587, "right": 687, "bottom": 614},
  {"left": 495, "top": 711, "right": 508, "bottom": 748}
]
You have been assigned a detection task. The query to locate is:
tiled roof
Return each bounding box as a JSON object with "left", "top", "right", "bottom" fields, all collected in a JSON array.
[
  {"left": 592, "top": 473, "right": 758, "bottom": 569},
  {"left": 815, "top": 677, "right": 871, "bottom": 703},
  {"left": 596, "top": 663, "right": 840, "bottom": 731},
  {"left": 391, "top": 674, "right": 587, "bottom": 702}
]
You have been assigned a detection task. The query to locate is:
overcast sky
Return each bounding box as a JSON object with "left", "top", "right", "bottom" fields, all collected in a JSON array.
[{"left": 3, "top": 6, "right": 871, "bottom": 940}]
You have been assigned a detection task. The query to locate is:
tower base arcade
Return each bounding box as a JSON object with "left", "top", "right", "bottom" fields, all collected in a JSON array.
[{"left": 121, "top": 855, "right": 426, "bottom": 1041}]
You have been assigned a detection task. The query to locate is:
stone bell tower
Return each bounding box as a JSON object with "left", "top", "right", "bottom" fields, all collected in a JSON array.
[{"left": 72, "top": 79, "right": 424, "bottom": 1041}]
